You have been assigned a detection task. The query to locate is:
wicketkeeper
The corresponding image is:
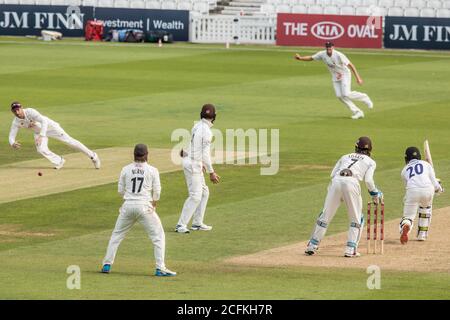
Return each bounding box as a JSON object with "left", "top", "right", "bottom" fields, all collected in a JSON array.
[{"left": 305, "top": 137, "right": 382, "bottom": 257}]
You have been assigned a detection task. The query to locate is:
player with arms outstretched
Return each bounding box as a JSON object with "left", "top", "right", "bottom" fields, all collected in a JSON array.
[
  {"left": 8, "top": 101, "right": 100, "bottom": 169},
  {"left": 399, "top": 147, "right": 443, "bottom": 244},
  {"left": 305, "top": 137, "right": 382, "bottom": 257},
  {"left": 295, "top": 42, "right": 373, "bottom": 120}
]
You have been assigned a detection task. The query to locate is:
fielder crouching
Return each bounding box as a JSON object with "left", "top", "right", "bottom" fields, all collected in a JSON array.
[
  {"left": 399, "top": 147, "right": 444, "bottom": 244},
  {"left": 101, "top": 144, "right": 176, "bottom": 276},
  {"left": 305, "top": 137, "right": 382, "bottom": 257}
]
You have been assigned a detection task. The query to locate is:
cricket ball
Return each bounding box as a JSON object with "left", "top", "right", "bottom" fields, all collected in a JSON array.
[{"left": 38, "top": 172, "right": 43, "bottom": 176}]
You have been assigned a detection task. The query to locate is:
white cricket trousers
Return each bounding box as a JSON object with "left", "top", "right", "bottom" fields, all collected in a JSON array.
[
  {"left": 333, "top": 77, "right": 371, "bottom": 114},
  {"left": 402, "top": 187, "right": 435, "bottom": 221},
  {"left": 309, "top": 177, "right": 364, "bottom": 254},
  {"left": 34, "top": 126, "right": 95, "bottom": 166},
  {"left": 177, "top": 157, "right": 210, "bottom": 227},
  {"left": 103, "top": 202, "right": 166, "bottom": 269}
]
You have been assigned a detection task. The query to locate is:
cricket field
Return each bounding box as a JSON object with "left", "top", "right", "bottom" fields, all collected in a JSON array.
[{"left": 0, "top": 38, "right": 449, "bottom": 299}]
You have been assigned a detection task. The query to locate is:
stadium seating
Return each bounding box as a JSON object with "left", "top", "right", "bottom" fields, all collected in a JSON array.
[
  {"left": 332, "top": 0, "right": 347, "bottom": 6},
  {"left": 323, "top": 5, "right": 339, "bottom": 14},
  {"left": 129, "top": 0, "right": 144, "bottom": 8},
  {"left": 256, "top": 0, "right": 447, "bottom": 17},
  {"left": 178, "top": 1, "right": 193, "bottom": 10},
  {"left": 276, "top": 4, "right": 290, "bottom": 13},
  {"left": 420, "top": 7, "right": 436, "bottom": 16},
  {"left": 1, "top": 0, "right": 448, "bottom": 18},
  {"left": 97, "top": 0, "right": 112, "bottom": 7},
  {"left": 310, "top": 5, "right": 325, "bottom": 13},
  {"left": 161, "top": 1, "right": 177, "bottom": 10},
  {"left": 340, "top": 5, "right": 355, "bottom": 14},
  {"left": 403, "top": 7, "right": 420, "bottom": 16},
  {"left": 436, "top": 7, "right": 450, "bottom": 15},
  {"left": 387, "top": 6, "right": 403, "bottom": 15},
  {"left": 145, "top": 0, "right": 160, "bottom": 9},
  {"left": 113, "top": 0, "right": 128, "bottom": 8},
  {"left": 363, "top": 0, "right": 378, "bottom": 6},
  {"left": 291, "top": 4, "right": 308, "bottom": 13},
  {"left": 82, "top": 0, "right": 97, "bottom": 6},
  {"left": 355, "top": 6, "right": 371, "bottom": 15},
  {"left": 393, "top": 0, "right": 409, "bottom": 7}
]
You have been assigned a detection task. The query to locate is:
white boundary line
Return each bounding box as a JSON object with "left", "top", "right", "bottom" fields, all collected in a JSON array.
[{"left": 1, "top": 39, "right": 450, "bottom": 59}]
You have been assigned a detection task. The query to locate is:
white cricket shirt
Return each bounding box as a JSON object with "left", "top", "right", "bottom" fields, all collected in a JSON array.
[
  {"left": 401, "top": 159, "right": 441, "bottom": 190},
  {"left": 186, "top": 118, "right": 214, "bottom": 173},
  {"left": 331, "top": 153, "right": 378, "bottom": 192},
  {"left": 312, "top": 50, "right": 351, "bottom": 82},
  {"left": 9, "top": 108, "right": 60, "bottom": 145},
  {"left": 118, "top": 162, "right": 161, "bottom": 203}
]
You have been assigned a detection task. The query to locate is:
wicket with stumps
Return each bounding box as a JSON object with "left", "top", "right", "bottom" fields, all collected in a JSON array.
[{"left": 367, "top": 201, "right": 385, "bottom": 254}]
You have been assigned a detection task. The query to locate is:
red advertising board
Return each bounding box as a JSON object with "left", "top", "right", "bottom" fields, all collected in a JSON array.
[{"left": 277, "top": 13, "right": 383, "bottom": 48}]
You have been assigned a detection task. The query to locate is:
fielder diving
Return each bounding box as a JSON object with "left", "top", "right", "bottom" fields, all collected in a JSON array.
[
  {"left": 175, "top": 104, "right": 221, "bottom": 234},
  {"left": 305, "top": 137, "right": 383, "bottom": 257},
  {"left": 295, "top": 42, "right": 373, "bottom": 120},
  {"left": 101, "top": 144, "right": 176, "bottom": 276},
  {"left": 8, "top": 102, "right": 100, "bottom": 169},
  {"left": 399, "top": 146, "right": 444, "bottom": 244}
]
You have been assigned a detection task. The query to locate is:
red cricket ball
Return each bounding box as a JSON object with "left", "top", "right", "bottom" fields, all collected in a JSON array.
[{"left": 38, "top": 172, "right": 43, "bottom": 176}]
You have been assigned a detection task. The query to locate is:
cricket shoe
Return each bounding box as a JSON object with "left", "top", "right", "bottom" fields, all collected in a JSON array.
[
  {"left": 191, "top": 224, "right": 212, "bottom": 231},
  {"left": 344, "top": 252, "right": 361, "bottom": 258},
  {"left": 54, "top": 157, "right": 66, "bottom": 170},
  {"left": 417, "top": 231, "right": 427, "bottom": 241},
  {"left": 155, "top": 267, "right": 177, "bottom": 277},
  {"left": 351, "top": 111, "right": 364, "bottom": 120},
  {"left": 305, "top": 244, "right": 318, "bottom": 256},
  {"left": 365, "top": 99, "right": 374, "bottom": 109},
  {"left": 91, "top": 152, "right": 101, "bottom": 169},
  {"left": 175, "top": 225, "right": 190, "bottom": 233},
  {"left": 101, "top": 264, "right": 111, "bottom": 274},
  {"left": 400, "top": 224, "right": 410, "bottom": 244}
]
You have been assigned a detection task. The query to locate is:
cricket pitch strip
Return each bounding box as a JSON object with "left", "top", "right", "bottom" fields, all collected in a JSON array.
[
  {"left": 225, "top": 206, "right": 450, "bottom": 273},
  {"left": 0, "top": 147, "right": 258, "bottom": 204}
]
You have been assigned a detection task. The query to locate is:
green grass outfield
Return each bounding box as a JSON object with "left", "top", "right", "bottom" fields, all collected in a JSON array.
[{"left": 0, "top": 38, "right": 449, "bottom": 299}]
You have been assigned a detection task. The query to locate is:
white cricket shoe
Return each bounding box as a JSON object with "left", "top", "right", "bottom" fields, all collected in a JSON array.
[
  {"left": 351, "top": 111, "right": 364, "bottom": 120},
  {"left": 175, "top": 225, "right": 190, "bottom": 234},
  {"left": 91, "top": 153, "right": 101, "bottom": 169},
  {"left": 365, "top": 99, "right": 374, "bottom": 109},
  {"left": 191, "top": 224, "right": 212, "bottom": 231},
  {"left": 54, "top": 157, "right": 65, "bottom": 170},
  {"left": 344, "top": 251, "right": 361, "bottom": 258},
  {"left": 417, "top": 231, "right": 427, "bottom": 241},
  {"left": 155, "top": 267, "right": 177, "bottom": 277},
  {"left": 305, "top": 244, "right": 318, "bottom": 256}
]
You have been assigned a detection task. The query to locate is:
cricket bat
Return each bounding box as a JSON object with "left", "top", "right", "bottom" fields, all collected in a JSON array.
[
  {"left": 424, "top": 140, "right": 434, "bottom": 167},
  {"left": 424, "top": 139, "right": 442, "bottom": 193}
]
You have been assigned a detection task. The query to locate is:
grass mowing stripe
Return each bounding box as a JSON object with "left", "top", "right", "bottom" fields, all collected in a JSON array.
[{"left": 1, "top": 39, "right": 450, "bottom": 58}]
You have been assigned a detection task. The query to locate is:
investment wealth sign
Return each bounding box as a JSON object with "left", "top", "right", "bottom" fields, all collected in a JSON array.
[
  {"left": 0, "top": 5, "right": 189, "bottom": 41},
  {"left": 277, "top": 13, "right": 383, "bottom": 48}
]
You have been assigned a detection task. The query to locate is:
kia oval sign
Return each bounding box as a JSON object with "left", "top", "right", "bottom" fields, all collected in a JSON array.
[
  {"left": 311, "top": 21, "right": 344, "bottom": 40},
  {"left": 276, "top": 13, "right": 383, "bottom": 48}
]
